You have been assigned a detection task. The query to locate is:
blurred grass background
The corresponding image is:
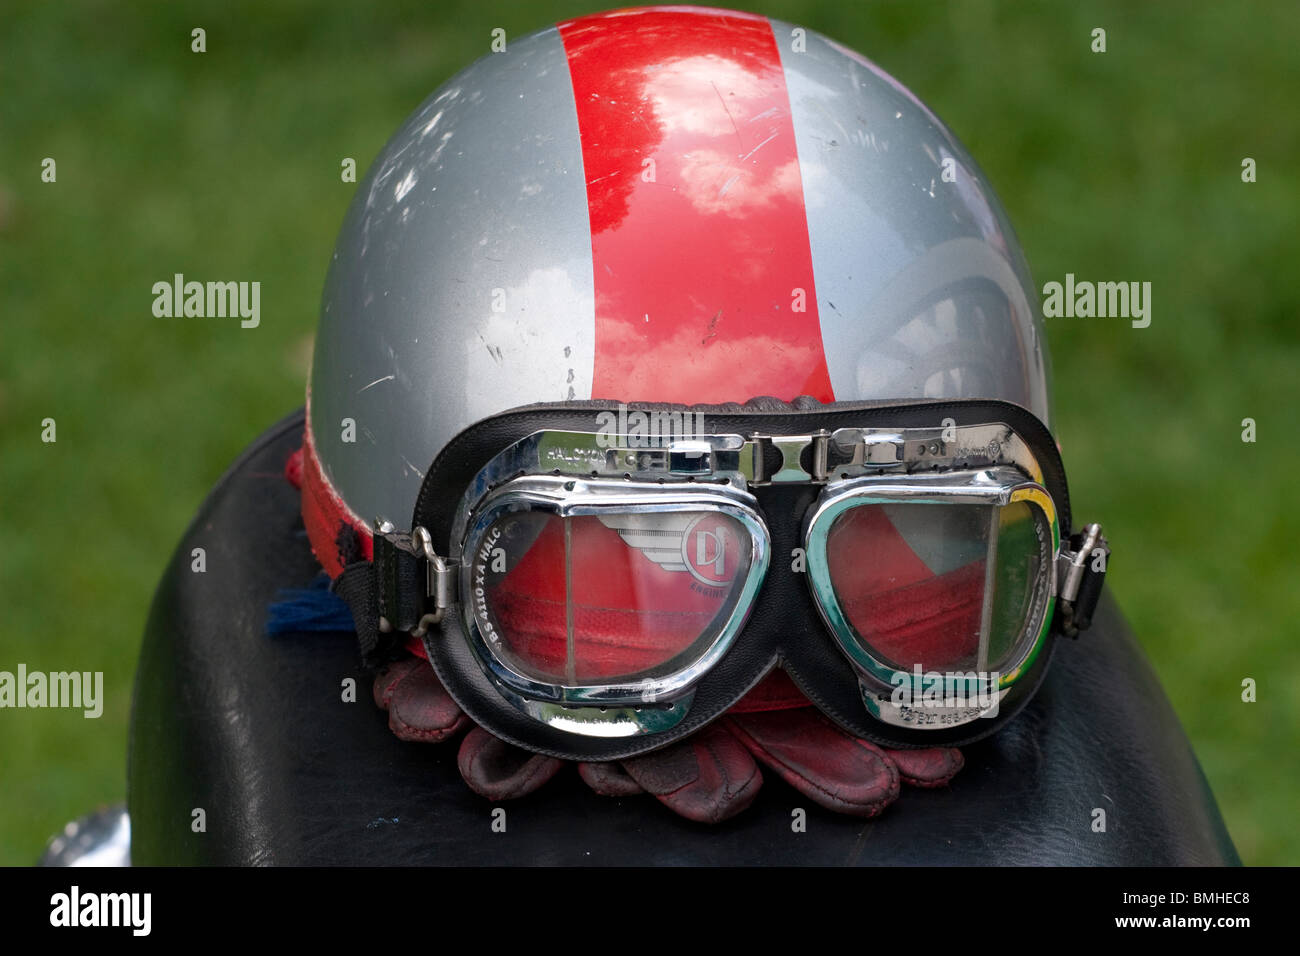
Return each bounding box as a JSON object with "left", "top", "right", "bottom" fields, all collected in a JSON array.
[{"left": 1, "top": 0, "right": 1296, "bottom": 865}]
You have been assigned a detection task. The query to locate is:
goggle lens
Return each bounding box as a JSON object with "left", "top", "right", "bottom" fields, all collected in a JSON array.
[
  {"left": 824, "top": 500, "right": 1047, "bottom": 674},
  {"left": 475, "top": 510, "right": 754, "bottom": 685}
]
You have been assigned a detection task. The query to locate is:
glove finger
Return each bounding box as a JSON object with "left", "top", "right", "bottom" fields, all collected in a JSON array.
[
  {"left": 375, "top": 658, "right": 468, "bottom": 743},
  {"left": 372, "top": 657, "right": 423, "bottom": 710},
  {"left": 725, "top": 709, "right": 899, "bottom": 818},
  {"left": 879, "top": 745, "right": 964, "bottom": 788},
  {"left": 621, "top": 724, "right": 761, "bottom": 824},
  {"left": 578, "top": 761, "right": 645, "bottom": 797},
  {"left": 457, "top": 727, "right": 565, "bottom": 801}
]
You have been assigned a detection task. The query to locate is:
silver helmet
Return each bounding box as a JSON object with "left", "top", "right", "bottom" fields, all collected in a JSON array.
[
  {"left": 306, "top": 7, "right": 1049, "bottom": 554},
  {"left": 303, "top": 7, "right": 1090, "bottom": 759}
]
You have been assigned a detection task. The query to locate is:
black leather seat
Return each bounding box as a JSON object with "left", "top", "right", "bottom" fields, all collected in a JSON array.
[{"left": 128, "top": 410, "right": 1239, "bottom": 865}]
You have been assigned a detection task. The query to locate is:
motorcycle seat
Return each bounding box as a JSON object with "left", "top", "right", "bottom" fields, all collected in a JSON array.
[{"left": 127, "top": 409, "right": 1239, "bottom": 865}]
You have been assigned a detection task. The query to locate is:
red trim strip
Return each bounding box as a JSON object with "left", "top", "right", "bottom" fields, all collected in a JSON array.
[
  {"left": 301, "top": 407, "right": 372, "bottom": 579},
  {"left": 559, "top": 7, "right": 833, "bottom": 403}
]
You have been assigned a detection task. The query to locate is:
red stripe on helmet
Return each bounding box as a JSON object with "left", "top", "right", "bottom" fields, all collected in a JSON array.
[{"left": 558, "top": 7, "right": 834, "bottom": 403}]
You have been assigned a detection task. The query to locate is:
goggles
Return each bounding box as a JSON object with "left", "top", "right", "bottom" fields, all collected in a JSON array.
[{"left": 347, "top": 399, "right": 1108, "bottom": 761}]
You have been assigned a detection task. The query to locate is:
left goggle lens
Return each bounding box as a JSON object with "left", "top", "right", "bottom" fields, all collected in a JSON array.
[{"left": 471, "top": 510, "right": 755, "bottom": 686}]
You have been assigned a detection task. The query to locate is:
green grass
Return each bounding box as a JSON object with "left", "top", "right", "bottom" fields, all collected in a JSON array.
[{"left": 1, "top": 0, "right": 1296, "bottom": 865}]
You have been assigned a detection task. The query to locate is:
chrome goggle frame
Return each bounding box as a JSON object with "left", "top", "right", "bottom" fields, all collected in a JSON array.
[
  {"left": 804, "top": 469, "right": 1058, "bottom": 729},
  {"left": 457, "top": 476, "right": 769, "bottom": 736}
]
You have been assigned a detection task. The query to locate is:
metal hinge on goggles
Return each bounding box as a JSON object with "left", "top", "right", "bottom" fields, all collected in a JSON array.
[{"left": 368, "top": 419, "right": 1108, "bottom": 741}]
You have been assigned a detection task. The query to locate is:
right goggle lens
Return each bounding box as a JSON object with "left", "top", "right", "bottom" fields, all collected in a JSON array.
[{"left": 822, "top": 498, "right": 1050, "bottom": 676}]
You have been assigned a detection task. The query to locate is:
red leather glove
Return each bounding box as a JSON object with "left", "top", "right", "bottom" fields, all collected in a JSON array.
[{"left": 373, "top": 655, "right": 963, "bottom": 824}]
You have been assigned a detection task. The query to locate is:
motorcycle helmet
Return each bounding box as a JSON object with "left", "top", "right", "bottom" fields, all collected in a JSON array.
[{"left": 300, "top": 5, "right": 1107, "bottom": 762}]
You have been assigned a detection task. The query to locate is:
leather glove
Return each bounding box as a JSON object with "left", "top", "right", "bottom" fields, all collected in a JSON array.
[{"left": 374, "top": 654, "right": 963, "bottom": 824}]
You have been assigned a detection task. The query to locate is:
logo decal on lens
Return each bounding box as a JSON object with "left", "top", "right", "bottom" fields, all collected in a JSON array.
[{"left": 681, "top": 515, "right": 737, "bottom": 586}]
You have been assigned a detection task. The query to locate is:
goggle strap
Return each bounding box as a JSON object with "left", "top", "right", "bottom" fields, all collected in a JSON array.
[{"left": 331, "top": 557, "right": 389, "bottom": 669}]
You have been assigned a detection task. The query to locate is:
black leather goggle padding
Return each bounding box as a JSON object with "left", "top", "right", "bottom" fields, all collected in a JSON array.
[
  {"left": 413, "top": 397, "right": 1070, "bottom": 759},
  {"left": 422, "top": 617, "right": 783, "bottom": 763}
]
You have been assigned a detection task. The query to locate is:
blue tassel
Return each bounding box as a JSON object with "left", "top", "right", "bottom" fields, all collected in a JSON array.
[{"left": 266, "top": 573, "right": 356, "bottom": 635}]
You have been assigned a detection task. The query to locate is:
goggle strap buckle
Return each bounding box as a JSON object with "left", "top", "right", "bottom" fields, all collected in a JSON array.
[
  {"left": 1055, "top": 523, "right": 1109, "bottom": 638},
  {"left": 373, "top": 519, "right": 457, "bottom": 638}
]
